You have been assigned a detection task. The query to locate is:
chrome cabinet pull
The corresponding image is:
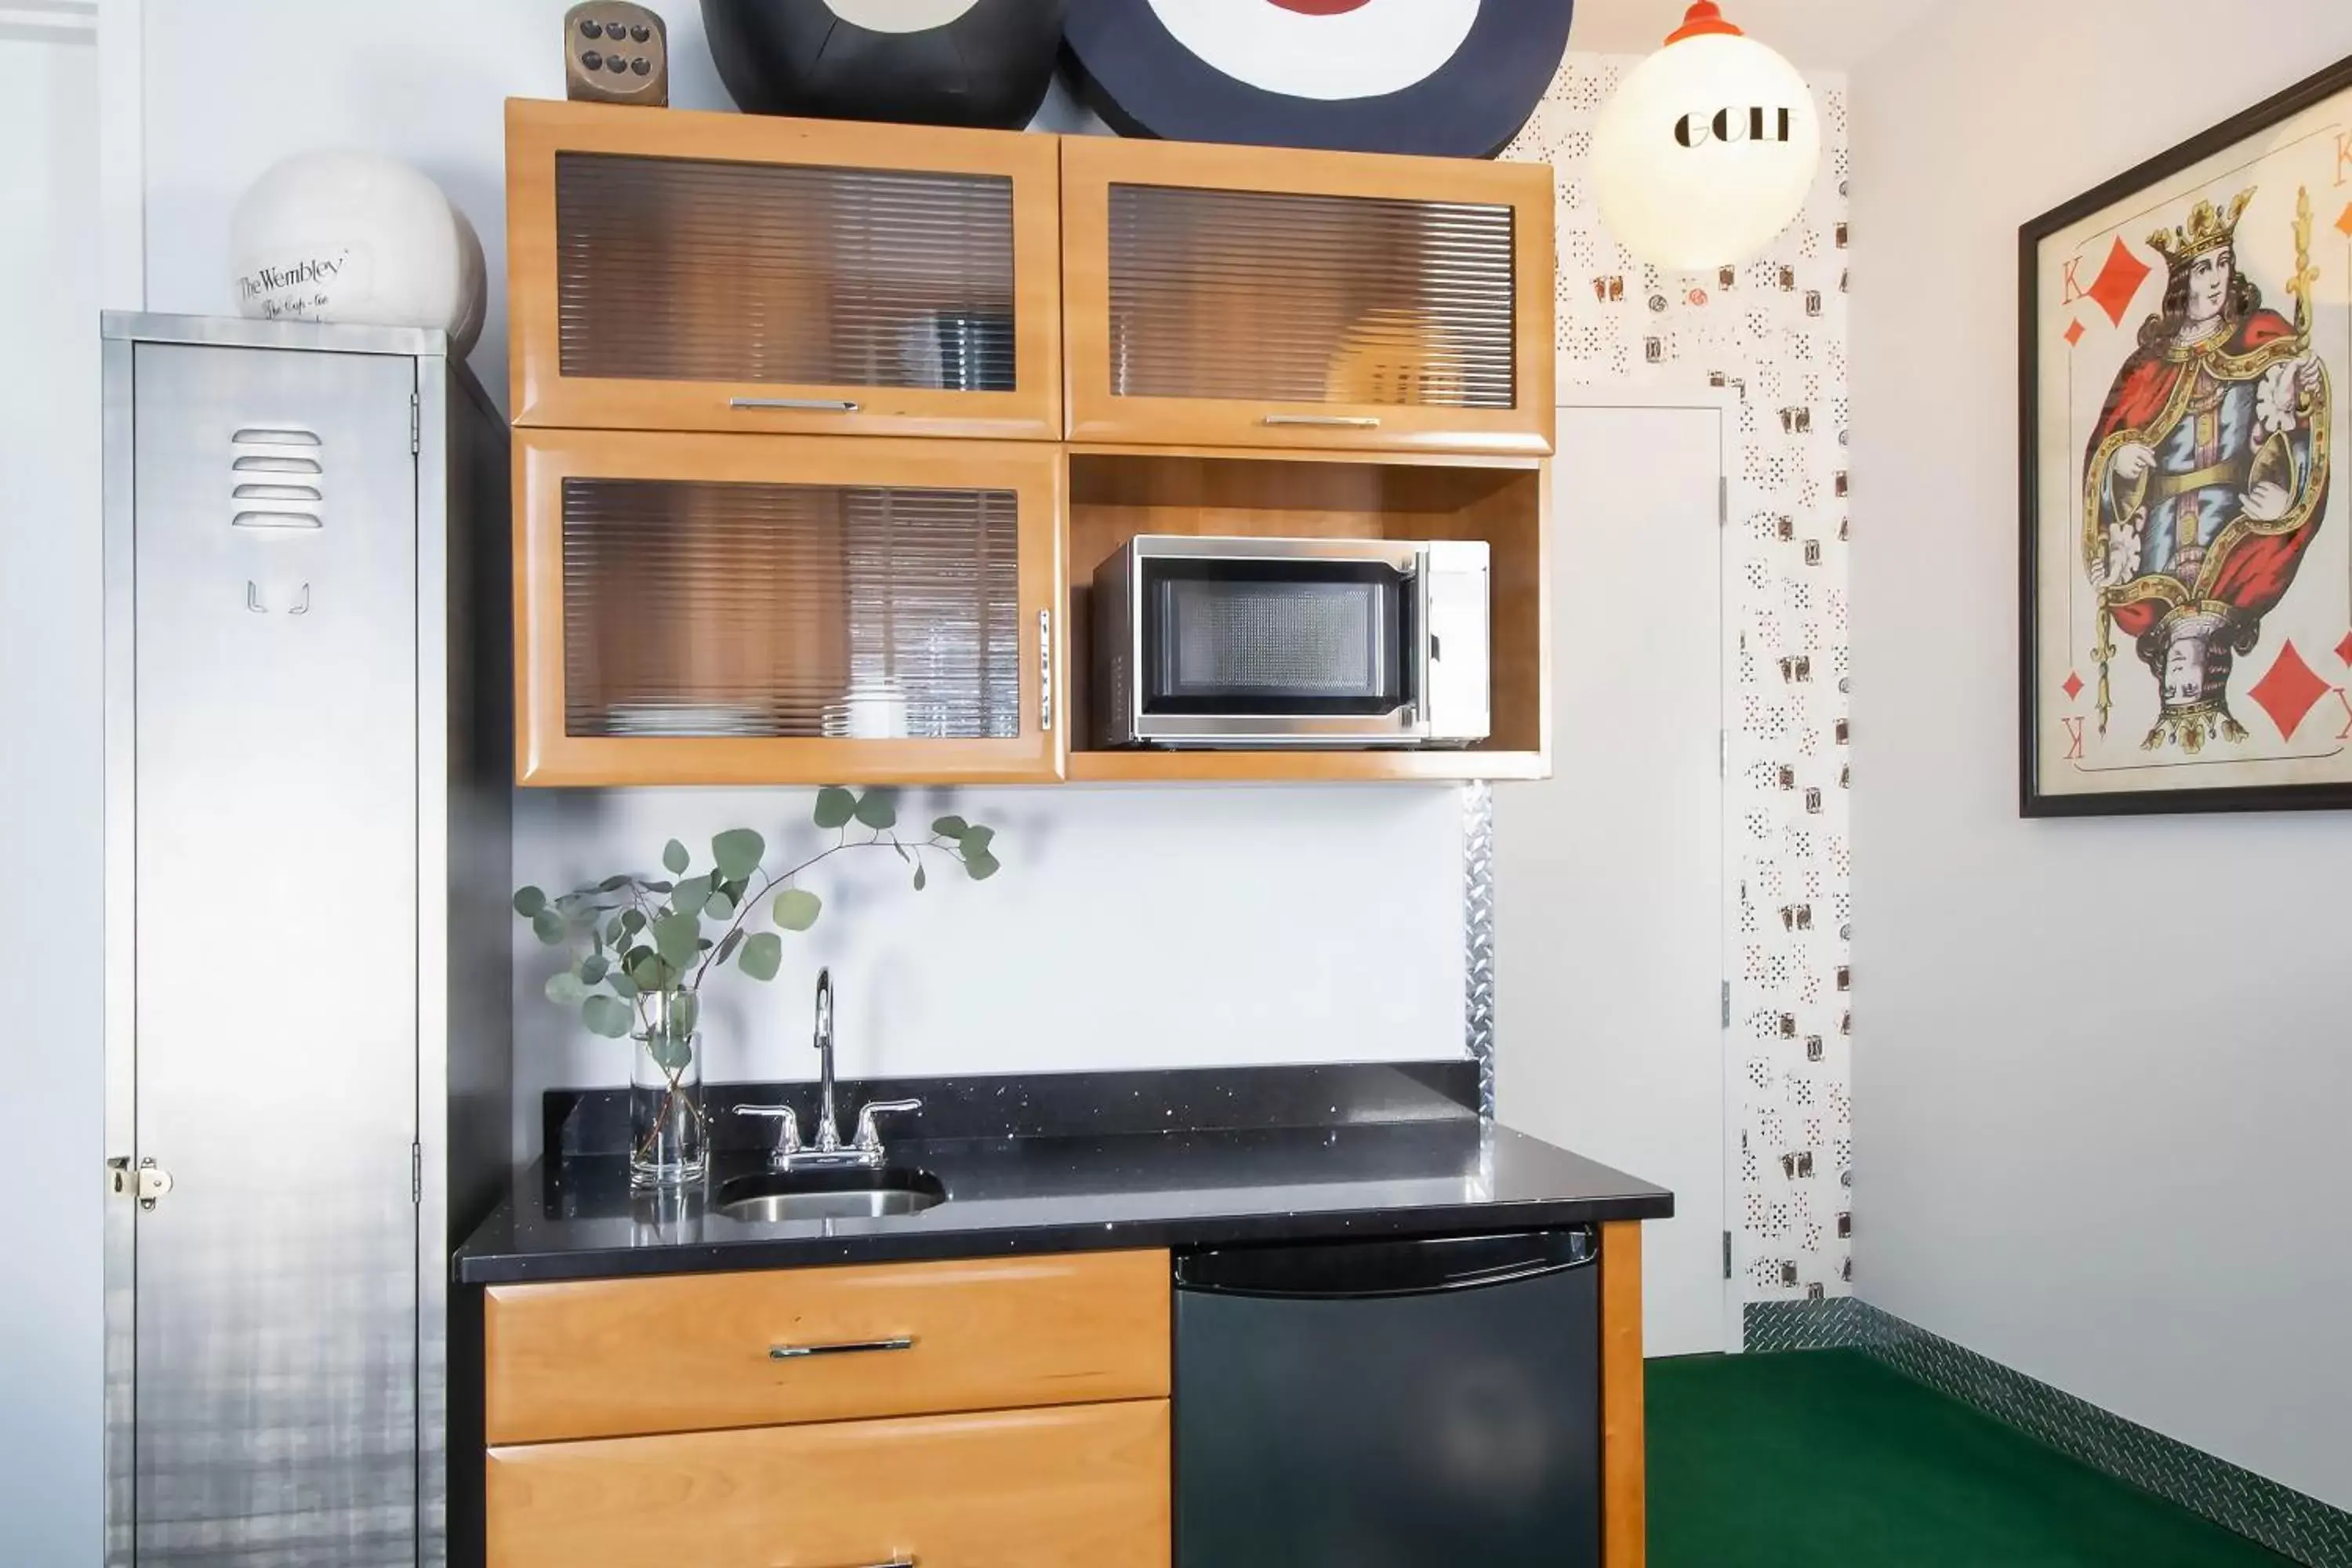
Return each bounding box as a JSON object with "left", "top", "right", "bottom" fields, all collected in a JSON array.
[
  {"left": 1261, "top": 413, "right": 1381, "bottom": 428},
  {"left": 729, "top": 396, "right": 862, "bottom": 412},
  {"left": 770, "top": 1335, "right": 915, "bottom": 1360},
  {"left": 1038, "top": 608, "right": 1054, "bottom": 733}
]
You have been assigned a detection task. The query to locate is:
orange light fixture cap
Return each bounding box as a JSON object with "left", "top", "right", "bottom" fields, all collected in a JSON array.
[{"left": 1665, "top": 1, "right": 1745, "bottom": 43}]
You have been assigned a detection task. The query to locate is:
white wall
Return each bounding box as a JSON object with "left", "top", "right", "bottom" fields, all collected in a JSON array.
[
  {"left": 0, "top": 16, "right": 101, "bottom": 1566},
  {"left": 1851, "top": 0, "right": 2352, "bottom": 1508},
  {"left": 514, "top": 786, "right": 1467, "bottom": 1154}
]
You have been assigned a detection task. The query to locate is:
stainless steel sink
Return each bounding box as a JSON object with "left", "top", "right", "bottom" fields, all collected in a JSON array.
[{"left": 715, "top": 1167, "right": 946, "bottom": 1222}]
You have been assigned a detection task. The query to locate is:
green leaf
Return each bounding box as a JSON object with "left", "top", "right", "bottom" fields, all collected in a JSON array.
[
  {"left": 545, "top": 969, "right": 590, "bottom": 1005},
  {"left": 653, "top": 911, "right": 702, "bottom": 968},
  {"left": 813, "top": 786, "right": 857, "bottom": 829},
  {"left": 964, "top": 849, "right": 1000, "bottom": 881},
  {"left": 913, "top": 862, "right": 927, "bottom": 891},
  {"left": 854, "top": 789, "right": 898, "bottom": 830},
  {"left": 648, "top": 1030, "right": 695, "bottom": 1073},
  {"left": 771, "top": 887, "right": 822, "bottom": 932},
  {"left": 609, "top": 968, "right": 639, "bottom": 1000},
  {"left": 960, "top": 824, "right": 996, "bottom": 855},
  {"left": 737, "top": 931, "right": 783, "bottom": 982},
  {"left": 596, "top": 873, "right": 635, "bottom": 894},
  {"left": 628, "top": 951, "right": 676, "bottom": 993},
  {"left": 712, "top": 828, "right": 765, "bottom": 883},
  {"left": 604, "top": 913, "right": 626, "bottom": 946},
  {"left": 619, "top": 909, "right": 647, "bottom": 936},
  {"left": 705, "top": 891, "right": 735, "bottom": 920},
  {"left": 670, "top": 873, "right": 711, "bottom": 913},
  {"left": 662, "top": 838, "right": 690, "bottom": 875},
  {"left": 931, "top": 815, "right": 968, "bottom": 838},
  {"left": 669, "top": 991, "right": 700, "bottom": 1036},
  {"left": 582, "top": 994, "right": 633, "bottom": 1038},
  {"left": 512, "top": 886, "right": 547, "bottom": 918},
  {"left": 715, "top": 927, "right": 745, "bottom": 966},
  {"left": 531, "top": 908, "right": 567, "bottom": 946},
  {"left": 578, "top": 953, "right": 608, "bottom": 985}
]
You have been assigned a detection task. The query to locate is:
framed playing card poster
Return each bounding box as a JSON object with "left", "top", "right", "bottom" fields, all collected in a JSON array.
[{"left": 2022, "top": 53, "right": 2352, "bottom": 815}]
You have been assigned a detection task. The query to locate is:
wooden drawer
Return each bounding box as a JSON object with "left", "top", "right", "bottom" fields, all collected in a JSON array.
[
  {"left": 487, "top": 1399, "right": 1170, "bottom": 1568},
  {"left": 484, "top": 1250, "right": 1168, "bottom": 1443}
]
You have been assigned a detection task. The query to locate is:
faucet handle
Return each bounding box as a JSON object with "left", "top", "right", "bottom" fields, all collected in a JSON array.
[
  {"left": 851, "top": 1098, "right": 924, "bottom": 1156},
  {"left": 732, "top": 1104, "right": 802, "bottom": 1156}
]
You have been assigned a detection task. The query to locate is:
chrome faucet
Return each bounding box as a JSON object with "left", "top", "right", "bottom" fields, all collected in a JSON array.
[{"left": 733, "top": 967, "right": 922, "bottom": 1171}]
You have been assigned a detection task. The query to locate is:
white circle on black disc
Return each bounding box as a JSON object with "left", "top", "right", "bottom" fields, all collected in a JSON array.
[
  {"left": 1143, "top": 0, "right": 1483, "bottom": 101},
  {"left": 821, "top": 0, "right": 982, "bottom": 34}
]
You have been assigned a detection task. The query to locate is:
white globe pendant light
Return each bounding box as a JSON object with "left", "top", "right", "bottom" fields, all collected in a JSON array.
[{"left": 1589, "top": 2, "right": 1822, "bottom": 270}]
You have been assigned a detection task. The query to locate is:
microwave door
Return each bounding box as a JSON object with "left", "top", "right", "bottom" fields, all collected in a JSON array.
[{"left": 1134, "top": 554, "right": 1423, "bottom": 745}]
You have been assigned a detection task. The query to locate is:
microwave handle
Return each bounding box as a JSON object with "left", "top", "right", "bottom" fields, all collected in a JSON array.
[{"left": 1411, "top": 555, "right": 1434, "bottom": 731}]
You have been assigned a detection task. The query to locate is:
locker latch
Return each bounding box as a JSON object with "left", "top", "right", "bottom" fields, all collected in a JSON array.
[{"left": 107, "top": 1156, "right": 174, "bottom": 1210}]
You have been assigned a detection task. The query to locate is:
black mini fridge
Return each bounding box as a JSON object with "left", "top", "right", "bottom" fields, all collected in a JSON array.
[{"left": 1174, "top": 1229, "right": 1601, "bottom": 1568}]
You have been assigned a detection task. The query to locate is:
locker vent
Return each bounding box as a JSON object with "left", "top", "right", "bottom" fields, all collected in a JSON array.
[{"left": 230, "top": 426, "right": 323, "bottom": 530}]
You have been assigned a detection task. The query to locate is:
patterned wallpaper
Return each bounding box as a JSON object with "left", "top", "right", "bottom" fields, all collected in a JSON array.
[{"left": 1502, "top": 57, "right": 1857, "bottom": 1306}]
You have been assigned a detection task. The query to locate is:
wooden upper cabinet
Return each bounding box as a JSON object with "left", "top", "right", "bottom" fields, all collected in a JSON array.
[
  {"left": 505, "top": 99, "right": 1063, "bottom": 438},
  {"left": 514, "top": 431, "right": 1065, "bottom": 786},
  {"left": 1061, "top": 136, "right": 1555, "bottom": 456}
]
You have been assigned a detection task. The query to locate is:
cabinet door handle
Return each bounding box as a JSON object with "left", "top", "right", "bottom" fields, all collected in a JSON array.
[
  {"left": 1261, "top": 413, "right": 1381, "bottom": 428},
  {"left": 729, "top": 396, "right": 862, "bottom": 412},
  {"left": 769, "top": 1335, "right": 915, "bottom": 1360},
  {"left": 1038, "top": 608, "right": 1054, "bottom": 734}
]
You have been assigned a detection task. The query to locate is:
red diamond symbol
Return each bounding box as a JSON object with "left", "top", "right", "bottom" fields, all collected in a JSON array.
[
  {"left": 2062, "top": 318, "right": 2085, "bottom": 347},
  {"left": 2248, "top": 641, "right": 2330, "bottom": 739},
  {"left": 2337, "top": 202, "right": 2352, "bottom": 240},
  {"left": 2085, "top": 238, "right": 2153, "bottom": 328},
  {"left": 2061, "top": 670, "right": 2084, "bottom": 701},
  {"left": 2336, "top": 630, "right": 2352, "bottom": 668}
]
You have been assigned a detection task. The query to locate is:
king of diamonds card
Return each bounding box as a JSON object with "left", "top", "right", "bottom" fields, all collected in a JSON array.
[{"left": 2024, "top": 56, "right": 2352, "bottom": 813}]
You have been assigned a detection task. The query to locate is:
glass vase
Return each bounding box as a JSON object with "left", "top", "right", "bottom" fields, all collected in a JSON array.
[{"left": 630, "top": 990, "right": 707, "bottom": 1189}]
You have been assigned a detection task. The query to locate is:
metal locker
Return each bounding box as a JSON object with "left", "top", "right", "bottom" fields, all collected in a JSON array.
[{"left": 102, "top": 315, "right": 511, "bottom": 1567}]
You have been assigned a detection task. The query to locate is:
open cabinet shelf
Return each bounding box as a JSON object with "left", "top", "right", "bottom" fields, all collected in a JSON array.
[{"left": 1062, "top": 446, "right": 1550, "bottom": 783}]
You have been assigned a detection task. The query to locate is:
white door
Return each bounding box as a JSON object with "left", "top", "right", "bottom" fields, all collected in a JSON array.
[{"left": 1494, "top": 399, "right": 1730, "bottom": 1357}]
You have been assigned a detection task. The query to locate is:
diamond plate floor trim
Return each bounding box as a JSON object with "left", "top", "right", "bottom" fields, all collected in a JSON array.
[{"left": 1741, "top": 1301, "right": 2352, "bottom": 1566}]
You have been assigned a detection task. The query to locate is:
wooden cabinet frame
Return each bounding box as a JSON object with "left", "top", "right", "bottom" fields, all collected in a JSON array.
[
  {"left": 514, "top": 432, "right": 1066, "bottom": 786},
  {"left": 1059, "top": 135, "right": 1555, "bottom": 456},
  {"left": 506, "top": 100, "right": 1065, "bottom": 440}
]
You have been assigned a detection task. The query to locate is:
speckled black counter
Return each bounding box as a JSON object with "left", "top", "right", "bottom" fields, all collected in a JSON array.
[{"left": 453, "top": 1119, "right": 1673, "bottom": 1285}]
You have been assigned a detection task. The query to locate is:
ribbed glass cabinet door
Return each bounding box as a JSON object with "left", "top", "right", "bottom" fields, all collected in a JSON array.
[
  {"left": 517, "top": 433, "right": 1064, "bottom": 786},
  {"left": 1064, "top": 137, "right": 1553, "bottom": 454},
  {"left": 507, "top": 101, "right": 1062, "bottom": 439}
]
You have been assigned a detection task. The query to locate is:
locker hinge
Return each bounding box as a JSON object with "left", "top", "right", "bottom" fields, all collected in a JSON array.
[
  {"left": 408, "top": 394, "right": 420, "bottom": 455},
  {"left": 1723, "top": 1231, "right": 1733, "bottom": 1280},
  {"left": 410, "top": 1142, "right": 422, "bottom": 1204},
  {"left": 1721, "top": 981, "right": 1731, "bottom": 1029},
  {"left": 1718, "top": 475, "right": 1729, "bottom": 527}
]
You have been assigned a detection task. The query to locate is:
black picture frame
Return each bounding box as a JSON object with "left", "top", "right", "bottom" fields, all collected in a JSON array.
[{"left": 2019, "top": 50, "right": 2352, "bottom": 817}]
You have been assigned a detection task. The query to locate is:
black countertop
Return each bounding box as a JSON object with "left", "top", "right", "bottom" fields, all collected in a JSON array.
[{"left": 453, "top": 1120, "right": 1674, "bottom": 1285}]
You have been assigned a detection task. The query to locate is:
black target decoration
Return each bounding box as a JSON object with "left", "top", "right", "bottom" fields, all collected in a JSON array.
[
  {"left": 1062, "top": 0, "right": 1576, "bottom": 158},
  {"left": 701, "top": 0, "right": 1070, "bottom": 130}
]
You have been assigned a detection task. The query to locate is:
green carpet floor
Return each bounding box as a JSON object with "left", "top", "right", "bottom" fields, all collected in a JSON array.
[{"left": 1647, "top": 1349, "right": 2291, "bottom": 1567}]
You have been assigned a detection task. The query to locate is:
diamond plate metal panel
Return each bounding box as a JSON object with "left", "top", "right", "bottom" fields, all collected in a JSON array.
[{"left": 1463, "top": 781, "right": 1495, "bottom": 1119}]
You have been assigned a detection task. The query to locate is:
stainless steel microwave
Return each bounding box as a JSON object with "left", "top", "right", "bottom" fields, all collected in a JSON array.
[{"left": 1091, "top": 535, "right": 1491, "bottom": 748}]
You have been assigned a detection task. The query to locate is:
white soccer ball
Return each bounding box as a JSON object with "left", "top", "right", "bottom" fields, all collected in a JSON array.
[{"left": 230, "top": 151, "right": 486, "bottom": 352}]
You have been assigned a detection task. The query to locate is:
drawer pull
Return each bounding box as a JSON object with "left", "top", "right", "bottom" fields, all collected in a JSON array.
[
  {"left": 1261, "top": 413, "right": 1381, "bottom": 428},
  {"left": 770, "top": 1335, "right": 915, "bottom": 1360},
  {"left": 730, "top": 396, "right": 862, "bottom": 412}
]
